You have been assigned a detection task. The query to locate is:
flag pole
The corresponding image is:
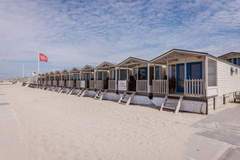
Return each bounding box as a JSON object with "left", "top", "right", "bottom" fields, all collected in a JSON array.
[
  {"left": 37, "top": 53, "right": 40, "bottom": 74},
  {"left": 37, "top": 53, "right": 40, "bottom": 88}
]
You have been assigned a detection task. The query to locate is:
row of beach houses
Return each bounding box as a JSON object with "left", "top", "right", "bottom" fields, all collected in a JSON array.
[{"left": 36, "top": 49, "right": 240, "bottom": 114}]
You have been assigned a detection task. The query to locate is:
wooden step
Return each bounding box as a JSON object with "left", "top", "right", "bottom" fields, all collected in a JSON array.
[
  {"left": 118, "top": 92, "right": 135, "bottom": 105},
  {"left": 126, "top": 92, "right": 135, "bottom": 106},
  {"left": 175, "top": 96, "right": 183, "bottom": 114},
  {"left": 161, "top": 96, "right": 183, "bottom": 112}
]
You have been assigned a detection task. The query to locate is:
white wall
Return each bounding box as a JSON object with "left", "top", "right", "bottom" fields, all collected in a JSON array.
[{"left": 217, "top": 60, "right": 240, "bottom": 96}]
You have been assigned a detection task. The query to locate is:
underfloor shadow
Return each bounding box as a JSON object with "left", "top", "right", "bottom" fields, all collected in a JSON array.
[{"left": 0, "top": 103, "right": 10, "bottom": 106}]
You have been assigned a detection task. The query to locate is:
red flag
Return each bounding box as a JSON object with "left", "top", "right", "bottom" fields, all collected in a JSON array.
[{"left": 39, "top": 53, "right": 48, "bottom": 62}]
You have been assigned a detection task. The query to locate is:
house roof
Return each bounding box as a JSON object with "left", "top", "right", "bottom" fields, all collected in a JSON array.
[
  {"left": 151, "top": 49, "right": 209, "bottom": 63},
  {"left": 80, "top": 65, "right": 94, "bottom": 73},
  {"left": 96, "top": 61, "right": 115, "bottom": 70},
  {"left": 70, "top": 67, "right": 80, "bottom": 73},
  {"left": 218, "top": 52, "right": 240, "bottom": 59},
  {"left": 54, "top": 71, "right": 61, "bottom": 74},
  {"left": 81, "top": 65, "right": 94, "bottom": 70},
  {"left": 150, "top": 48, "right": 240, "bottom": 68},
  {"left": 117, "top": 56, "right": 150, "bottom": 68},
  {"left": 61, "top": 69, "right": 69, "bottom": 74}
]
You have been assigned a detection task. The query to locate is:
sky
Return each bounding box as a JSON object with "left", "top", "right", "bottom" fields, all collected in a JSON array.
[{"left": 0, "top": 0, "right": 240, "bottom": 79}]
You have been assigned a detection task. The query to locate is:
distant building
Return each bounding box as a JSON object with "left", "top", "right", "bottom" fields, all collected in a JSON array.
[{"left": 219, "top": 52, "right": 240, "bottom": 65}]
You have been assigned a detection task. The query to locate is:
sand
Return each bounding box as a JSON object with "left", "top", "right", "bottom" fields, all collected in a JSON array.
[{"left": 0, "top": 83, "right": 204, "bottom": 160}]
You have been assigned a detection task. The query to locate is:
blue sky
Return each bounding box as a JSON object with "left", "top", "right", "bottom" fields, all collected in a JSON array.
[{"left": 0, "top": 0, "right": 240, "bottom": 78}]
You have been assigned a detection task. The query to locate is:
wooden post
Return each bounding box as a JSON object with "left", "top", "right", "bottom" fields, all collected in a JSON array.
[
  {"left": 153, "top": 64, "right": 155, "bottom": 80},
  {"left": 94, "top": 70, "right": 96, "bottom": 89},
  {"left": 136, "top": 67, "right": 139, "bottom": 80},
  {"left": 205, "top": 56, "right": 208, "bottom": 97},
  {"left": 223, "top": 94, "right": 226, "bottom": 104},
  {"left": 184, "top": 62, "right": 187, "bottom": 95},
  {"left": 68, "top": 73, "right": 71, "bottom": 88},
  {"left": 147, "top": 63, "right": 150, "bottom": 93},
  {"left": 206, "top": 98, "right": 208, "bottom": 115},
  {"left": 213, "top": 97, "right": 216, "bottom": 110},
  {"left": 166, "top": 59, "right": 169, "bottom": 95},
  {"left": 115, "top": 67, "right": 118, "bottom": 91}
]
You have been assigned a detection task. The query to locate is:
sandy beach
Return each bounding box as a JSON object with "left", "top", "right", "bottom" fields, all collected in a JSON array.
[{"left": 2, "top": 83, "right": 239, "bottom": 160}]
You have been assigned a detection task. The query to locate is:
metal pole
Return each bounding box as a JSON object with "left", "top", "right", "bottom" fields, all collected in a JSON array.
[{"left": 37, "top": 54, "right": 40, "bottom": 74}]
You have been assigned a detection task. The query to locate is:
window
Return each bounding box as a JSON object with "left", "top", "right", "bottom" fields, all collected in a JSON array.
[
  {"left": 133, "top": 68, "right": 138, "bottom": 79},
  {"left": 97, "top": 72, "right": 103, "bottom": 80},
  {"left": 110, "top": 70, "right": 115, "bottom": 80},
  {"left": 187, "top": 62, "right": 202, "bottom": 79},
  {"left": 208, "top": 59, "right": 217, "bottom": 86},
  {"left": 73, "top": 74, "right": 79, "bottom": 80},
  {"left": 233, "top": 58, "right": 237, "bottom": 65},
  {"left": 155, "top": 66, "right": 160, "bottom": 80},
  {"left": 138, "top": 67, "right": 148, "bottom": 80},
  {"left": 102, "top": 72, "right": 108, "bottom": 80},
  {"left": 119, "top": 69, "right": 127, "bottom": 80},
  {"left": 237, "top": 58, "right": 240, "bottom": 65},
  {"left": 154, "top": 66, "right": 167, "bottom": 80}
]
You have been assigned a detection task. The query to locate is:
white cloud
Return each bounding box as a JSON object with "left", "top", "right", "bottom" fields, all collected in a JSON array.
[{"left": 0, "top": 0, "right": 240, "bottom": 78}]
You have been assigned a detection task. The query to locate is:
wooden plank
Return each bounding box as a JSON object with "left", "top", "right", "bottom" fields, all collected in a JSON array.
[{"left": 175, "top": 96, "right": 183, "bottom": 114}]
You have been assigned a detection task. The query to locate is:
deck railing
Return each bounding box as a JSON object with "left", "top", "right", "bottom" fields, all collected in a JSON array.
[
  {"left": 53, "top": 80, "right": 57, "bottom": 86},
  {"left": 136, "top": 80, "right": 148, "bottom": 93},
  {"left": 76, "top": 80, "right": 81, "bottom": 88},
  {"left": 152, "top": 80, "right": 167, "bottom": 94},
  {"left": 108, "top": 80, "right": 115, "bottom": 90},
  {"left": 47, "top": 81, "right": 51, "bottom": 86},
  {"left": 67, "top": 80, "right": 73, "bottom": 88},
  {"left": 59, "top": 80, "right": 64, "bottom": 87},
  {"left": 184, "top": 79, "right": 205, "bottom": 97},
  {"left": 89, "top": 80, "right": 95, "bottom": 89},
  {"left": 95, "top": 80, "right": 104, "bottom": 89}
]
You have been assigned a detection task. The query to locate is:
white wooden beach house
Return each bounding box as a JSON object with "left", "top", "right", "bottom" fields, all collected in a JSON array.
[{"left": 94, "top": 61, "right": 115, "bottom": 90}]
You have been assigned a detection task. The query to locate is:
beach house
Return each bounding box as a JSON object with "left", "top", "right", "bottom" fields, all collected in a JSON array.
[
  {"left": 218, "top": 52, "right": 240, "bottom": 66},
  {"left": 95, "top": 62, "right": 115, "bottom": 90}
]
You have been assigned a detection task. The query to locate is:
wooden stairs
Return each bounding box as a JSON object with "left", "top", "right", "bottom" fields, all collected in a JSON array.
[
  {"left": 118, "top": 92, "right": 136, "bottom": 105},
  {"left": 160, "top": 96, "right": 183, "bottom": 113}
]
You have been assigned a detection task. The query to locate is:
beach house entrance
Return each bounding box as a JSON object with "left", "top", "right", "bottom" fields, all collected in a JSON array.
[{"left": 176, "top": 63, "right": 184, "bottom": 93}]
